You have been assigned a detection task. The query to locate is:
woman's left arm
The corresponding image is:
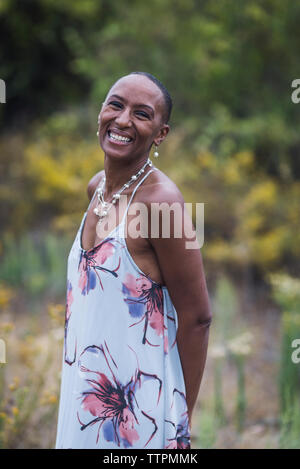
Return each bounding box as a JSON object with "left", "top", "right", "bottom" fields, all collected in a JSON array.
[{"left": 147, "top": 188, "right": 213, "bottom": 428}]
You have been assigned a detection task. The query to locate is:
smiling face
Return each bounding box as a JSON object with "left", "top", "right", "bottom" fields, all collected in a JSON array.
[{"left": 98, "top": 74, "right": 170, "bottom": 162}]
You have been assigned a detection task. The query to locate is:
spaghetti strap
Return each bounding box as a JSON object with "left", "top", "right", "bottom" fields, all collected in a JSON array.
[
  {"left": 116, "top": 167, "right": 157, "bottom": 239},
  {"left": 124, "top": 168, "right": 157, "bottom": 218}
]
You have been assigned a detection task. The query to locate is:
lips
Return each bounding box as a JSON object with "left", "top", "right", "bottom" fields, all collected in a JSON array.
[
  {"left": 106, "top": 129, "right": 134, "bottom": 146},
  {"left": 108, "top": 128, "right": 134, "bottom": 140}
]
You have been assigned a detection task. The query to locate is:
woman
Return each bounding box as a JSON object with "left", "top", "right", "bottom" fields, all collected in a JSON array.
[{"left": 55, "top": 71, "right": 212, "bottom": 449}]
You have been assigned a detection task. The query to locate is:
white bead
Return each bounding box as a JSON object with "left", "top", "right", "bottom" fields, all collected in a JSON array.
[
  {"left": 115, "top": 194, "right": 120, "bottom": 199},
  {"left": 124, "top": 184, "right": 129, "bottom": 188},
  {"left": 131, "top": 175, "right": 137, "bottom": 180},
  {"left": 102, "top": 210, "right": 107, "bottom": 216},
  {"left": 154, "top": 151, "right": 159, "bottom": 157}
]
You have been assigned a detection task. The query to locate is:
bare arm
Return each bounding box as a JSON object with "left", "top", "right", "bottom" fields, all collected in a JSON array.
[{"left": 146, "top": 188, "right": 212, "bottom": 428}]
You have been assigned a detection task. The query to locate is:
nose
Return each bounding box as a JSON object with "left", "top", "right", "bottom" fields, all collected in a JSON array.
[{"left": 114, "top": 107, "right": 132, "bottom": 128}]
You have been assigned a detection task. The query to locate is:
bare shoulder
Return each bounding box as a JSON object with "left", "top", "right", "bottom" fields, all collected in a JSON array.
[
  {"left": 87, "top": 169, "right": 105, "bottom": 201},
  {"left": 137, "top": 168, "right": 196, "bottom": 242},
  {"left": 137, "top": 167, "right": 185, "bottom": 206}
]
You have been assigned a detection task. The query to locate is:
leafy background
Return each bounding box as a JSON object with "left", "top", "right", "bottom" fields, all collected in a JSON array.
[{"left": 0, "top": 0, "right": 300, "bottom": 448}]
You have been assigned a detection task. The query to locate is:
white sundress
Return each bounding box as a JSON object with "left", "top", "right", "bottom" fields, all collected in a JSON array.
[{"left": 55, "top": 168, "right": 191, "bottom": 449}]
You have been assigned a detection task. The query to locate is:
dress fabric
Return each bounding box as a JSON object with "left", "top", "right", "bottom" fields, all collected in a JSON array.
[{"left": 55, "top": 168, "right": 191, "bottom": 449}]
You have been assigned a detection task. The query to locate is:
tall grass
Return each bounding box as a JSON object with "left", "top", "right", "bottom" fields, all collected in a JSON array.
[
  {"left": 210, "top": 275, "right": 253, "bottom": 435},
  {"left": 0, "top": 231, "right": 71, "bottom": 299},
  {"left": 196, "top": 410, "right": 217, "bottom": 449},
  {"left": 0, "top": 312, "right": 63, "bottom": 448},
  {"left": 269, "top": 272, "right": 300, "bottom": 449}
]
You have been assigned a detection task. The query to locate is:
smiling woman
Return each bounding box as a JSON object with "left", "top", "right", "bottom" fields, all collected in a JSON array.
[{"left": 55, "top": 72, "right": 212, "bottom": 449}]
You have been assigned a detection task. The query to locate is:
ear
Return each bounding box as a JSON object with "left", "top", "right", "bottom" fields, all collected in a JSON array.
[
  {"left": 98, "top": 103, "right": 105, "bottom": 123},
  {"left": 154, "top": 123, "right": 170, "bottom": 146}
]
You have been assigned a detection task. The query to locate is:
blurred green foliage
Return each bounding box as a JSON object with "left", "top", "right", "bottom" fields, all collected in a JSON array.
[
  {"left": 0, "top": 0, "right": 299, "bottom": 278},
  {"left": 1, "top": 0, "right": 300, "bottom": 174},
  {"left": 0, "top": 1, "right": 299, "bottom": 449}
]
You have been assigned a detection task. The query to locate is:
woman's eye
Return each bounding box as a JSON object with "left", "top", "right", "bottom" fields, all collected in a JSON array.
[
  {"left": 136, "top": 111, "right": 149, "bottom": 118},
  {"left": 108, "top": 102, "right": 149, "bottom": 119},
  {"left": 109, "top": 101, "right": 122, "bottom": 108}
]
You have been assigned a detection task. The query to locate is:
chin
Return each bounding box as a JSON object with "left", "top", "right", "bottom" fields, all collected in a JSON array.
[{"left": 102, "top": 147, "right": 134, "bottom": 162}]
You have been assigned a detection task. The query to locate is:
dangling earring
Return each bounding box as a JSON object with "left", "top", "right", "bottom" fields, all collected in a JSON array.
[
  {"left": 153, "top": 144, "right": 159, "bottom": 158},
  {"left": 96, "top": 114, "right": 101, "bottom": 136}
]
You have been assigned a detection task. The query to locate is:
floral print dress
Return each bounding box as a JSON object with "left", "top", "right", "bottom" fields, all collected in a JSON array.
[{"left": 55, "top": 168, "right": 191, "bottom": 449}]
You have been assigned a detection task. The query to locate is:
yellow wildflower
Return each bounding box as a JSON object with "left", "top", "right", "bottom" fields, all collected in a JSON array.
[
  {"left": 0, "top": 322, "right": 14, "bottom": 334},
  {"left": 0, "top": 286, "right": 14, "bottom": 309},
  {"left": 11, "top": 407, "right": 19, "bottom": 416},
  {"left": 48, "top": 395, "right": 58, "bottom": 405},
  {"left": 48, "top": 303, "right": 65, "bottom": 325},
  {"left": 9, "top": 376, "right": 20, "bottom": 391}
]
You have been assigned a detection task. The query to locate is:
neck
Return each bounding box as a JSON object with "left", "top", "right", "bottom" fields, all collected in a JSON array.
[{"left": 103, "top": 154, "right": 151, "bottom": 197}]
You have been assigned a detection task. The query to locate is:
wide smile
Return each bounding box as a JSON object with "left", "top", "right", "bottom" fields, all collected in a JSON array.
[{"left": 106, "top": 130, "right": 134, "bottom": 146}]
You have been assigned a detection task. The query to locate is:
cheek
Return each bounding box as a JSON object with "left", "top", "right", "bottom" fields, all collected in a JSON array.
[
  {"left": 99, "top": 110, "right": 114, "bottom": 126},
  {"left": 136, "top": 123, "right": 155, "bottom": 139}
]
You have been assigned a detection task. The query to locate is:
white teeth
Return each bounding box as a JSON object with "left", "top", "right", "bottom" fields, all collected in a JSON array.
[{"left": 109, "top": 131, "right": 131, "bottom": 142}]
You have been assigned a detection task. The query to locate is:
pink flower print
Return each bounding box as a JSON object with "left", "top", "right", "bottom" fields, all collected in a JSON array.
[
  {"left": 164, "top": 335, "right": 169, "bottom": 355},
  {"left": 64, "top": 280, "right": 77, "bottom": 366},
  {"left": 122, "top": 273, "right": 168, "bottom": 347},
  {"left": 77, "top": 342, "right": 162, "bottom": 448},
  {"left": 78, "top": 238, "right": 121, "bottom": 294},
  {"left": 119, "top": 408, "right": 139, "bottom": 444},
  {"left": 165, "top": 388, "right": 191, "bottom": 449},
  {"left": 93, "top": 241, "right": 115, "bottom": 265},
  {"left": 135, "top": 276, "right": 153, "bottom": 292}
]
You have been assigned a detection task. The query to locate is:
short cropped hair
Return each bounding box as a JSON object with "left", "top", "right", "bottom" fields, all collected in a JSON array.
[{"left": 129, "top": 71, "right": 173, "bottom": 124}]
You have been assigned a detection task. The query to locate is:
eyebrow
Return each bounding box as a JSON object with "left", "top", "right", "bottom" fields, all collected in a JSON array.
[{"left": 108, "top": 94, "right": 155, "bottom": 115}]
